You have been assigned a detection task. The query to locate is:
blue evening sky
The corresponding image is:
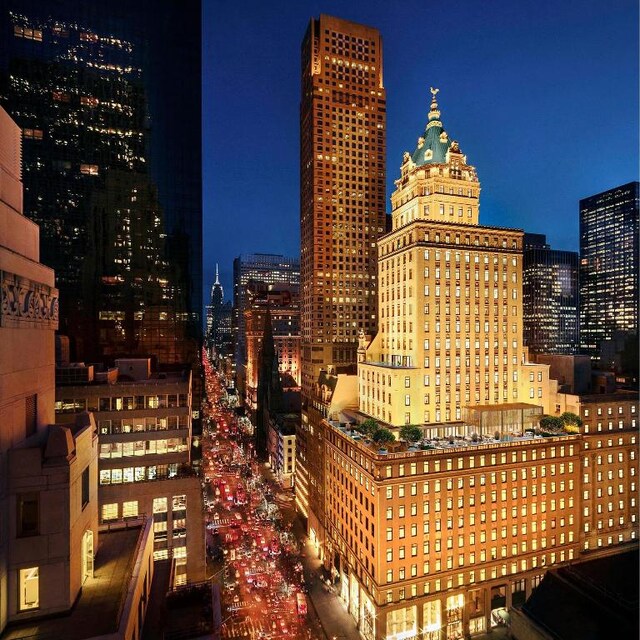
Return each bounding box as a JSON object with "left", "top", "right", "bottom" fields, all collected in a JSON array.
[{"left": 203, "top": 0, "right": 638, "bottom": 300}]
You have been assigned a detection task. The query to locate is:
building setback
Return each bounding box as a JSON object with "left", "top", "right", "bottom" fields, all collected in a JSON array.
[
  {"left": 297, "top": 13, "right": 387, "bottom": 542},
  {"left": 298, "top": 88, "right": 639, "bottom": 640},
  {"left": 523, "top": 233, "right": 579, "bottom": 355},
  {"left": 579, "top": 182, "right": 639, "bottom": 366}
]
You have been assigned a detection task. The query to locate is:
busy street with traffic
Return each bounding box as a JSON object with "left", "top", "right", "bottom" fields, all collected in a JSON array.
[{"left": 201, "top": 354, "right": 324, "bottom": 640}]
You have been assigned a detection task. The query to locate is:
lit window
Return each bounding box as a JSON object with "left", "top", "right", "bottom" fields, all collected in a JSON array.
[
  {"left": 122, "top": 501, "right": 138, "bottom": 518},
  {"left": 102, "top": 503, "right": 118, "bottom": 521},
  {"left": 19, "top": 567, "right": 39, "bottom": 610},
  {"left": 153, "top": 497, "right": 168, "bottom": 513}
]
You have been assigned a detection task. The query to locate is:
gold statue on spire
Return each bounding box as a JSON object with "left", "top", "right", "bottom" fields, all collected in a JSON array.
[{"left": 430, "top": 86, "right": 439, "bottom": 98}]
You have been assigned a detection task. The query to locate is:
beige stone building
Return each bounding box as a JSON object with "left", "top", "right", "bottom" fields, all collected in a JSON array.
[
  {"left": 298, "top": 91, "right": 639, "bottom": 640},
  {"left": 359, "top": 89, "right": 551, "bottom": 429},
  {"left": 55, "top": 358, "right": 205, "bottom": 586},
  {"left": 266, "top": 414, "right": 297, "bottom": 489}
]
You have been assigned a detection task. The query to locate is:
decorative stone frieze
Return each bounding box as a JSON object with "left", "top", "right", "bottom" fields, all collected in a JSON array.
[{"left": 0, "top": 270, "right": 59, "bottom": 329}]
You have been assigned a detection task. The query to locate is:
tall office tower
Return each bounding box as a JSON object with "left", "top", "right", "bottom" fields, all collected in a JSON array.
[
  {"left": 522, "top": 233, "right": 579, "bottom": 355},
  {"left": 579, "top": 182, "right": 639, "bottom": 368},
  {"left": 359, "top": 89, "right": 550, "bottom": 429},
  {"left": 206, "top": 264, "right": 233, "bottom": 357},
  {"left": 297, "top": 14, "right": 386, "bottom": 540},
  {"left": 232, "top": 252, "right": 300, "bottom": 369},
  {"left": 0, "top": 0, "right": 202, "bottom": 365}
]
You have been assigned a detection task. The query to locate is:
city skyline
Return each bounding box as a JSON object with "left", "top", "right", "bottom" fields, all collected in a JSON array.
[{"left": 204, "top": 0, "right": 638, "bottom": 298}]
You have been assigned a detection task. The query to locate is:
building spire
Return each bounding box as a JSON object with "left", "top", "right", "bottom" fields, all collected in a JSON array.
[
  {"left": 428, "top": 86, "right": 441, "bottom": 123},
  {"left": 214, "top": 263, "right": 220, "bottom": 285}
]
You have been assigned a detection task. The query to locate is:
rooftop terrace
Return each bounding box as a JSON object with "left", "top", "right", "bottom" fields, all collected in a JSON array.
[
  {"left": 2, "top": 523, "right": 147, "bottom": 640},
  {"left": 326, "top": 418, "right": 577, "bottom": 462}
]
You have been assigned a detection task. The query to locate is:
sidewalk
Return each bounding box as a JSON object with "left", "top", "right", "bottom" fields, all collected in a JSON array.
[
  {"left": 256, "top": 463, "right": 360, "bottom": 640},
  {"left": 299, "top": 535, "right": 361, "bottom": 640}
]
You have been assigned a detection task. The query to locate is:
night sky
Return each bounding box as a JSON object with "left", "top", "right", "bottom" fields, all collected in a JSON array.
[{"left": 203, "top": 0, "right": 638, "bottom": 301}]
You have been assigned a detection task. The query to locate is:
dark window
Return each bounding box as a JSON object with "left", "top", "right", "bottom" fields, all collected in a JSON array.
[
  {"left": 17, "top": 493, "right": 39, "bottom": 537},
  {"left": 81, "top": 467, "right": 90, "bottom": 509},
  {"left": 25, "top": 394, "right": 37, "bottom": 437}
]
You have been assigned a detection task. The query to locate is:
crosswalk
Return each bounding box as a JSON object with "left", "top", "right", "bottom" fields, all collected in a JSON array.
[
  {"left": 221, "top": 617, "right": 267, "bottom": 639},
  {"left": 226, "top": 600, "right": 251, "bottom": 611},
  {"left": 207, "top": 517, "right": 234, "bottom": 527}
]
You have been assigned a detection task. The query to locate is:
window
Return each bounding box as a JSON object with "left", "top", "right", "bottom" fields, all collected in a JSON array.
[
  {"left": 25, "top": 394, "right": 37, "bottom": 438},
  {"left": 122, "top": 501, "right": 138, "bottom": 518},
  {"left": 102, "top": 503, "right": 118, "bottom": 521},
  {"left": 153, "top": 497, "right": 168, "bottom": 513},
  {"left": 19, "top": 567, "right": 39, "bottom": 610},
  {"left": 81, "top": 467, "right": 90, "bottom": 509},
  {"left": 17, "top": 493, "right": 39, "bottom": 537}
]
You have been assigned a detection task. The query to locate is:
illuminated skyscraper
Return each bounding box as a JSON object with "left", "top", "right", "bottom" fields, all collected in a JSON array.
[
  {"left": 206, "top": 264, "right": 233, "bottom": 357},
  {"left": 0, "top": 0, "right": 202, "bottom": 365},
  {"left": 523, "top": 233, "right": 579, "bottom": 354},
  {"left": 358, "top": 88, "right": 551, "bottom": 429},
  {"left": 297, "top": 14, "right": 386, "bottom": 540},
  {"left": 579, "top": 182, "right": 639, "bottom": 366}
]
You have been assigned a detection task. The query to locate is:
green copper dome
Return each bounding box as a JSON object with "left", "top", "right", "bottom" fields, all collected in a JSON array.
[{"left": 410, "top": 87, "right": 452, "bottom": 166}]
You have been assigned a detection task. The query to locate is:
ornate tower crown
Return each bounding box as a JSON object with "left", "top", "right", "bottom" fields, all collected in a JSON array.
[{"left": 409, "top": 86, "right": 451, "bottom": 167}]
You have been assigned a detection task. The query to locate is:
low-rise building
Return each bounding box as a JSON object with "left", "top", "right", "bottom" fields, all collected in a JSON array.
[
  {"left": 321, "top": 403, "right": 638, "bottom": 640},
  {"left": 3, "top": 517, "right": 155, "bottom": 640},
  {"left": 267, "top": 413, "right": 297, "bottom": 489},
  {"left": 55, "top": 358, "right": 205, "bottom": 586}
]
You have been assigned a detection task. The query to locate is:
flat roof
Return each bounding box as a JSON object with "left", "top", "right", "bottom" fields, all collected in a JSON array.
[{"left": 2, "top": 527, "right": 143, "bottom": 640}]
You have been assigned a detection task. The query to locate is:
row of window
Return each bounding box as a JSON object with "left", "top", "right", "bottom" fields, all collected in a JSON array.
[
  {"left": 56, "top": 393, "right": 189, "bottom": 413},
  {"left": 99, "top": 438, "right": 188, "bottom": 459},
  {"left": 99, "top": 463, "right": 180, "bottom": 485},
  {"left": 98, "top": 416, "right": 189, "bottom": 434}
]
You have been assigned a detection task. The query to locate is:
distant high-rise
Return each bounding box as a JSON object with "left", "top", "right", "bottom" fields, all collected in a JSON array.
[
  {"left": 244, "top": 282, "right": 301, "bottom": 412},
  {"left": 232, "top": 253, "right": 300, "bottom": 368},
  {"left": 579, "top": 182, "right": 639, "bottom": 366},
  {"left": 0, "top": 0, "right": 202, "bottom": 365},
  {"left": 297, "top": 14, "right": 386, "bottom": 537},
  {"left": 523, "top": 233, "right": 579, "bottom": 354},
  {"left": 206, "top": 264, "right": 233, "bottom": 357}
]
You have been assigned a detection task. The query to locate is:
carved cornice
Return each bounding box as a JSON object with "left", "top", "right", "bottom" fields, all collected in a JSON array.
[{"left": 1, "top": 270, "right": 59, "bottom": 330}]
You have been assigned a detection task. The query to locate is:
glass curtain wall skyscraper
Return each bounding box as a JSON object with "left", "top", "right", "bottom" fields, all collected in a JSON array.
[
  {"left": 579, "top": 182, "right": 639, "bottom": 367},
  {"left": 523, "top": 233, "right": 579, "bottom": 354},
  {"left": 0, "top": 0, "right": 202, "bottom": 366}
]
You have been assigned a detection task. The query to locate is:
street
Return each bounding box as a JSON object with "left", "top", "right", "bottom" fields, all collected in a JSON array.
[{"left": 201, "top": 352, "right": 323, "bottom": 640}]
